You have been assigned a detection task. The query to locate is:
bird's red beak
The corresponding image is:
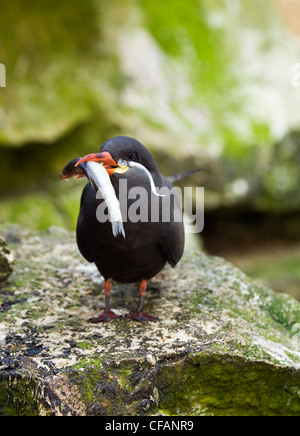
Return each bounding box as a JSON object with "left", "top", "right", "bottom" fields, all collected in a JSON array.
[{"left": 75, "top": 152, "right": 119, "bottom": 176}]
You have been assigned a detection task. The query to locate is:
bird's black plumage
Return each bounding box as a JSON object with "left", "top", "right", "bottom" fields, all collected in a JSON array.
[{"left": 64, "top": 136, "right": 185, "bottom": 322}]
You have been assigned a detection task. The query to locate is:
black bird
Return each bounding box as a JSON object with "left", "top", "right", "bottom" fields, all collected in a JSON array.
[{"left": 61, "top": 136, "right": 185, "bottom": 322}]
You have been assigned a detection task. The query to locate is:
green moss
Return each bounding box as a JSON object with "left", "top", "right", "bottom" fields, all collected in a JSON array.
[
  {"left": 65, "top": 346, "right": 300, "bottom": 416},
  {"left": 68, "top": 356, "right": 154, "bottom": 415},
  {"left": 77, "top": 342, "right": 92, "bottom": 350},
  {"left": 0, "top": 375, "right": 47, "bottom": 416},
  {"left": 156, "top": 353, "right": 300, "bottom": 416}
]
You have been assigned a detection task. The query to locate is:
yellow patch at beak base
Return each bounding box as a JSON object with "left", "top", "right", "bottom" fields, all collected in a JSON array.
[{"left": 114, "top": 165, "right": 129, "bottom": 174}]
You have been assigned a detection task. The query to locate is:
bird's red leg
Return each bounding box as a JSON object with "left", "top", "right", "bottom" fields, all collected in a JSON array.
[
  {"left": 126, "top": 279, "right": 158, "bottom": 322},
  {"left": 89, "top": 279, "right": 120, "bottom": 323}
]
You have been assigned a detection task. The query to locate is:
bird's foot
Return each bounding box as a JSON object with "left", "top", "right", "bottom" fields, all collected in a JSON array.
[
  {"left": 89, "top": 310, "right": 121, "bottom": 323},
  {"left": 125, "top": 310, "right": 158, "bottom": 323}
]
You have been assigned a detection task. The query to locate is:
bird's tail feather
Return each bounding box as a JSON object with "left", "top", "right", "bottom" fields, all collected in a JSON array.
[{"left": 167, "top": 168, "right": 206, "bottom": 184}]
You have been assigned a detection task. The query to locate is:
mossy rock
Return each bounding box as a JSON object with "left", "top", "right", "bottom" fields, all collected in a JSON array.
[
  {"left": 0, "top": 224, "right": 299, "bottom": 416},
  {"left": 0, "top": 237, "right": 14, "bottom": 283}
]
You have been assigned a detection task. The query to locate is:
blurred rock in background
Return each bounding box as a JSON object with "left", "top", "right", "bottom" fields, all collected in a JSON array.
[{"left": 1, "top": 0, "right": 300, "bottom": 298}]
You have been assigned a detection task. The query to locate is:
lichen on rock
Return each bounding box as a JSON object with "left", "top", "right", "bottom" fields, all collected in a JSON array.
[
  {"left": 0, "top": 224, "right": 299, "bottom": 416},
  {"left": 0, "top": 237, "right": 14, "bottom": 283}
]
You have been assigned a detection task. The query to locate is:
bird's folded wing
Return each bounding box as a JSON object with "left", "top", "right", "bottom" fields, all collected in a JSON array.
[{"left": 159, "top": 220, "right": 185, "bottom": 268}]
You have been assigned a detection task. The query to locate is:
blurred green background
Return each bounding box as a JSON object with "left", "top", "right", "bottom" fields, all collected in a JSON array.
[{"left": 1, "top": 0, "right": 300, "bottom": 299}]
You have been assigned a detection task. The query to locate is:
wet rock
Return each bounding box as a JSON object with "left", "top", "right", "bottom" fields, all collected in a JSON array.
[
  {"left": 0, "top": 237, "right": 14, "bottom": 283},
  {"left": 0, "top": 225, "right": 299, "bottom": 416}
]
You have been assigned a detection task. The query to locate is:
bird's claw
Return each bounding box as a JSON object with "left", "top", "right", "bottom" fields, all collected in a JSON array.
[
  {"left": 89, "top": 310, "right": 121, "bottom": 323},
  {"left": 125, "top": 310, "right": 158, "bottom": 323}
]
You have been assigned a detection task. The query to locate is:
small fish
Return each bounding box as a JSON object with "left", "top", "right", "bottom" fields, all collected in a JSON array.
[
  {"left": 59, "top": 158, "right": 86, "bottom": 180},
  {"left": 60, "top": 159, "right": 125, "bottom": 239},
  {"left": 84, "top": 161, "right": 125, "bottom": 239}
]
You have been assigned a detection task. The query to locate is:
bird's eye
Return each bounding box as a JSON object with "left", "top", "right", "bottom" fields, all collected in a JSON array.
[{"left": 128, "top": 151, "right": 139, "bottom": 161}]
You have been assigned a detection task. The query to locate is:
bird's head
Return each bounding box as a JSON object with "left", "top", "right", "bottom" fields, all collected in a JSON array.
[
  {"left": 74, "top": 136, "right": 160, "bottom": 178},
  {"left": 60, "top": 136, "right": 164, "bottom": 199}
]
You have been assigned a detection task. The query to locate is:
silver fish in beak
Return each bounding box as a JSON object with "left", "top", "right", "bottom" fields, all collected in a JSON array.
[
  {"left": 83, "top": 161, "right": 125, "bottom": 239},
  {"left": 60, "top": 157, "right": 125, "bottom": 239}
]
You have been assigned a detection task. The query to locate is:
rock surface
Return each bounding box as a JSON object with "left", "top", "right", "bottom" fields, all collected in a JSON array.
[
  {"left": 0, "top": 225, "right": 299, "bottom": 416},
  {"left": 0, "top": 237, "right": 14, "bottom": 283}
]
